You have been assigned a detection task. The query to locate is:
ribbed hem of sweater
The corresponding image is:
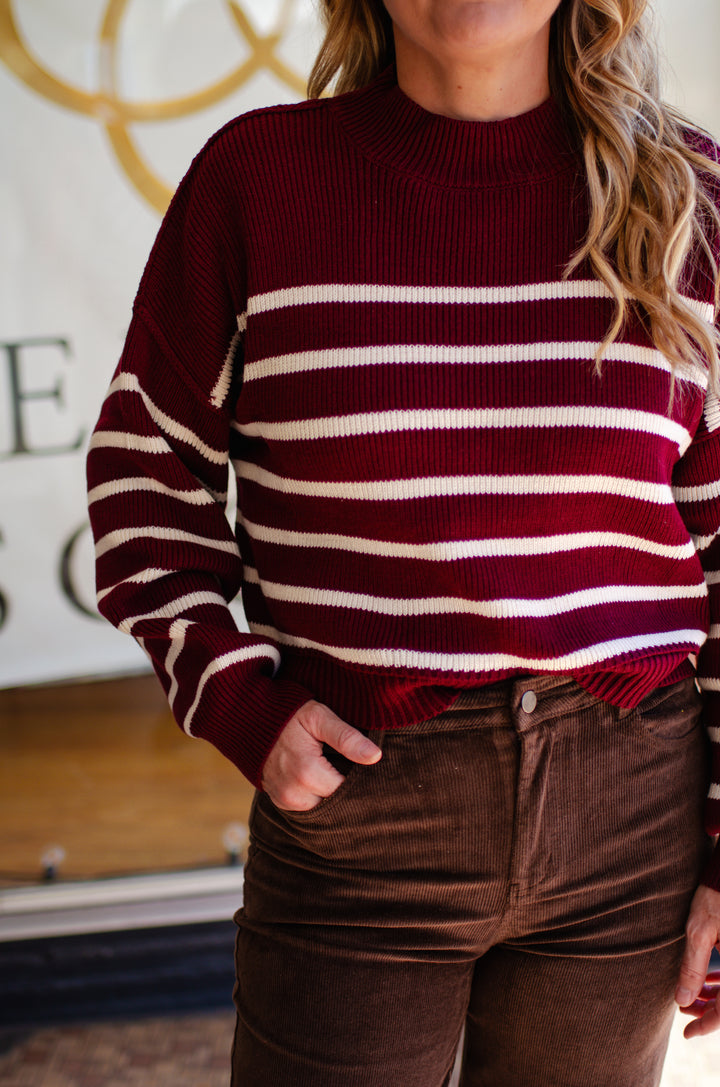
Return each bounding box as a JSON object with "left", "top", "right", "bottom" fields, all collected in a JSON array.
[{"left": 280, "top": 648, "right": 696, "bottom": 730}]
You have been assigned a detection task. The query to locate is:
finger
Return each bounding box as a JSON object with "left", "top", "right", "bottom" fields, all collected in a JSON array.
[
  {"left": 329, "top": 723, "right": 382, "bottom": 764},
  {"left": 301, "top": 754, "right": 346, "bottom": 796},
  {"left": 676, "top": 954, "right": 712, "bottom": 1008},
  {"left": 261, "top": 715, "right": 346, "bottom": 810},
  {"left": 679, "top": 997, "right": 710, "bottom": 1018},
  {"left": 683, "top": 999, "right": 720, "bottom": 1039},
  {"left": 269, "top": 756, "right": 344, "bottom": 810},
  {"left": 298, "top": 703, "right": 382, "bottom": 765},
  {"left": 676, "top": 893, "right": 719, "bottom": 1007}
]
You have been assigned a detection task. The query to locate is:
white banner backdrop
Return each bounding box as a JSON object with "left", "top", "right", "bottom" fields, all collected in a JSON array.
[
  {"left": 0, "top": 0, "right": 321, "bottom": 686},
  {"left": 0, "top": 0, "right": 718, "bottom": 688}
]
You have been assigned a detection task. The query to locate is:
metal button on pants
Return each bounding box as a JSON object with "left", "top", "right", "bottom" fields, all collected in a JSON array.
[{"left": 520, "top": 689, "right": 537, "bottom": 713}]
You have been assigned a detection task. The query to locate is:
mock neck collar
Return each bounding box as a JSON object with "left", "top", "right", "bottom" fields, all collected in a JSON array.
[{"left": 329, "top": 67, "right": 580, "bottom": 189}]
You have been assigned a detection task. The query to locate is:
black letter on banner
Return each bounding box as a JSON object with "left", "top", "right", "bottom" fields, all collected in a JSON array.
[
  {"left": 1, "top": 338, "right": 85, "bottom": 457},
  {"left": 0, "top": 529, "right": 7, "bottom": 631},
  {"left": 60, "top": 523, "right": 101, "bottom": 620}
]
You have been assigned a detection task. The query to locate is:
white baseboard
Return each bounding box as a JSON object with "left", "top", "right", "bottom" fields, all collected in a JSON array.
[{"left": 0, "top": 867, "right": 244, "bottom": 941}]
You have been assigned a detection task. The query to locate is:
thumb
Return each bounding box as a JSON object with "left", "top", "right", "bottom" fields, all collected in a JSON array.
[
  {"left": 676, "top": 941, "right": 711, "bottom": 1009},
  {"left": 675, "top": 886, "right": 720, "bottom": 1008},
  {"left": 296, "top": 701, "right": 382, "bottom": 765}
]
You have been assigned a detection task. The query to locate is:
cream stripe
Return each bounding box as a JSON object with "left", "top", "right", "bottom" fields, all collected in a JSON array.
[
  {"left": 235, "top": 406, "right": 689, "bottom": 451},
  {"left": 243, "top": 341, "right": 705, "bottom": 387},
  {"left": 183, "top": 645, "right": 281, "bottom": 736},
  {"left": 246, "top": 280, "right": 615, "bottom": 315},
  {"left": 88, "top": 478, "right": 215, "bottom": 507},
  {"left": 249, "top": 623, "right": 706, "bottom": 674},
  {"left": 88, "top": 430, "right": 170, "bottom": 455},
  {"left": 709, "top": 783, "right": 720, "bottom": 800},
  {"left": 698, "top": 678, "right": 720, "bottom": 692},
  {"left": 94, "top": 526, "right": 239, "bottom": 560},
  {"left": 119, "top": 591, "right": 228, "bottom": 633},
  {"left": 96, "top": 567, "right": 174, "bottom": 605},
  {"left": 166, "top": 618, "right": 194, "bottom": 711},
  {"left": 707, "top": 726, "right": 720, "bottom": 744},
  {"left": 704, "top": 391, "right": 720, "bottom": 433},
  {"left": 673, "top": 480, "right": 720, "bottom": 503},
  {"left": 210, "top": 324, "right": 243, "bottom": 409},
  {"left": 240, "top": 281, "right": 714, "bottom": 320},
  {"left": 108, "top": 373, "right": 227, "bottom": 465},
  {"left": 236, "top": 461, "right": 675, "bottom": 505},
  {"left": 684, "top": 297, "right": 715, "bottom": 321},
  {"left": 705, "top": 570, "right": 720, "bottom": 585},
  {"left": 244, "top": 568, "right": 705, "bottom": 619},
  {"left": 691, "top": 530, "right": 720, "bottom": 552},
  {"left": 708, "top": 625, "right": 720, "bottom": 639},
  {"left": 241, "top": 517, "right": 696, "bottom": 562}
]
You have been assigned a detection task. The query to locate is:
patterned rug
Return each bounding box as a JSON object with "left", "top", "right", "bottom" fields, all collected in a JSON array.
[
  {"left": 0, "top": 1008, "right": 714, "bottom": 1086},
  {"left": 0, "top": 1011, "right": 235, "bottom": 1087}
]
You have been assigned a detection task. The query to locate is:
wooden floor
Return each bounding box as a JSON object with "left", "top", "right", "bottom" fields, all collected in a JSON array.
[{"left": 0, "top": 674, "right": 255, "bottom": 886}]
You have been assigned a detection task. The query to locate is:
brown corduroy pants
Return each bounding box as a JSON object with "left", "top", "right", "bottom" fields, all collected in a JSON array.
[{"left": 232, "top": 675, "right": 711, "bottom": 1086}]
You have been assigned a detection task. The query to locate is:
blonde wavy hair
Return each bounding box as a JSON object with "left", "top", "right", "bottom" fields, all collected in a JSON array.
[{"left": 308, "top": 0, "right": 720, "bottom": 389}]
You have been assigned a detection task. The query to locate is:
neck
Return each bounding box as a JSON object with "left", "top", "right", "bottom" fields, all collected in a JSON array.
[{"left": 392, "top": 26, "right": 552, "bottom": 122}]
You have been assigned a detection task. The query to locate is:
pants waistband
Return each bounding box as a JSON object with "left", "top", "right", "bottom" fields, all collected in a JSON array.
[{"left": 403, "top": 675, "right": 606, "bottom": 734}]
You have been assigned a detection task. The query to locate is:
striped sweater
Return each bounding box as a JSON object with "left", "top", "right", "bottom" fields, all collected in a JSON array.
[{"left": 87, "top": 68, "right": 720, "bottom": 886}]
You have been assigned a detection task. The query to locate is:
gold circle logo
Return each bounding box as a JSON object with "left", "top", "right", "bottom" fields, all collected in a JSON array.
[{"left": 0, "top": 0, "right": 309, "bottom": 213}]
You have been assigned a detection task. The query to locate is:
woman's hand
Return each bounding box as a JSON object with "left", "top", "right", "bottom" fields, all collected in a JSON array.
[
  {"left": 676, "top": 884, "right": 720, "bottom": 1037},
  {"left": 261, "top": 700, "right": 382, "bottom": 812}
]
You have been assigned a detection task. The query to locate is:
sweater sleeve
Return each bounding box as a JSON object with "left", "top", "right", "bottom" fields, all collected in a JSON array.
[
  {"left": 672, "top": 393, "right": 720, "bottom": 887},
  {"left": 86, "top": 133, "right": 313, "bottom": 786}
]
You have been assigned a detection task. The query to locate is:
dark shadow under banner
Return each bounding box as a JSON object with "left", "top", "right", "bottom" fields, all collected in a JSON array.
[{"left": 0, "top": 920, "right": 237, "bottom": 1028}]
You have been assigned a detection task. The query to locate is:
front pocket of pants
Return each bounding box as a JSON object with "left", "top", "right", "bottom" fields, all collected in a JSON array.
[
  {"left": 248, "top": 757, "right": 382, "bottom": 865},
  {"left": 625, "top": 677, "right": 703, "bottom": 747}
]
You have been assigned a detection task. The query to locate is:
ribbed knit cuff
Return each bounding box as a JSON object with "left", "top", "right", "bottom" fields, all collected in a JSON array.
[{"left": 190, "top": 673, "right": 315, "bottom": 789}]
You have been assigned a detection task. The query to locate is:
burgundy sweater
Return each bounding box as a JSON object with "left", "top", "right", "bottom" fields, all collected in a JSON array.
[{"left": 87, "top": 69, "right": 720, "bottom": 886}]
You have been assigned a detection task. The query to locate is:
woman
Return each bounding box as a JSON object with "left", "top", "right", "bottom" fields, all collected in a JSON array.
[{"left": 88, "top": 0, "right": 720, "bottom": 1082}]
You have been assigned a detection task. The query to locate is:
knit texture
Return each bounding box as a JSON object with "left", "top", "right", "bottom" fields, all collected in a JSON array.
[{"left": 87, "top": 69, "right": 720, "bottom": 883}]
